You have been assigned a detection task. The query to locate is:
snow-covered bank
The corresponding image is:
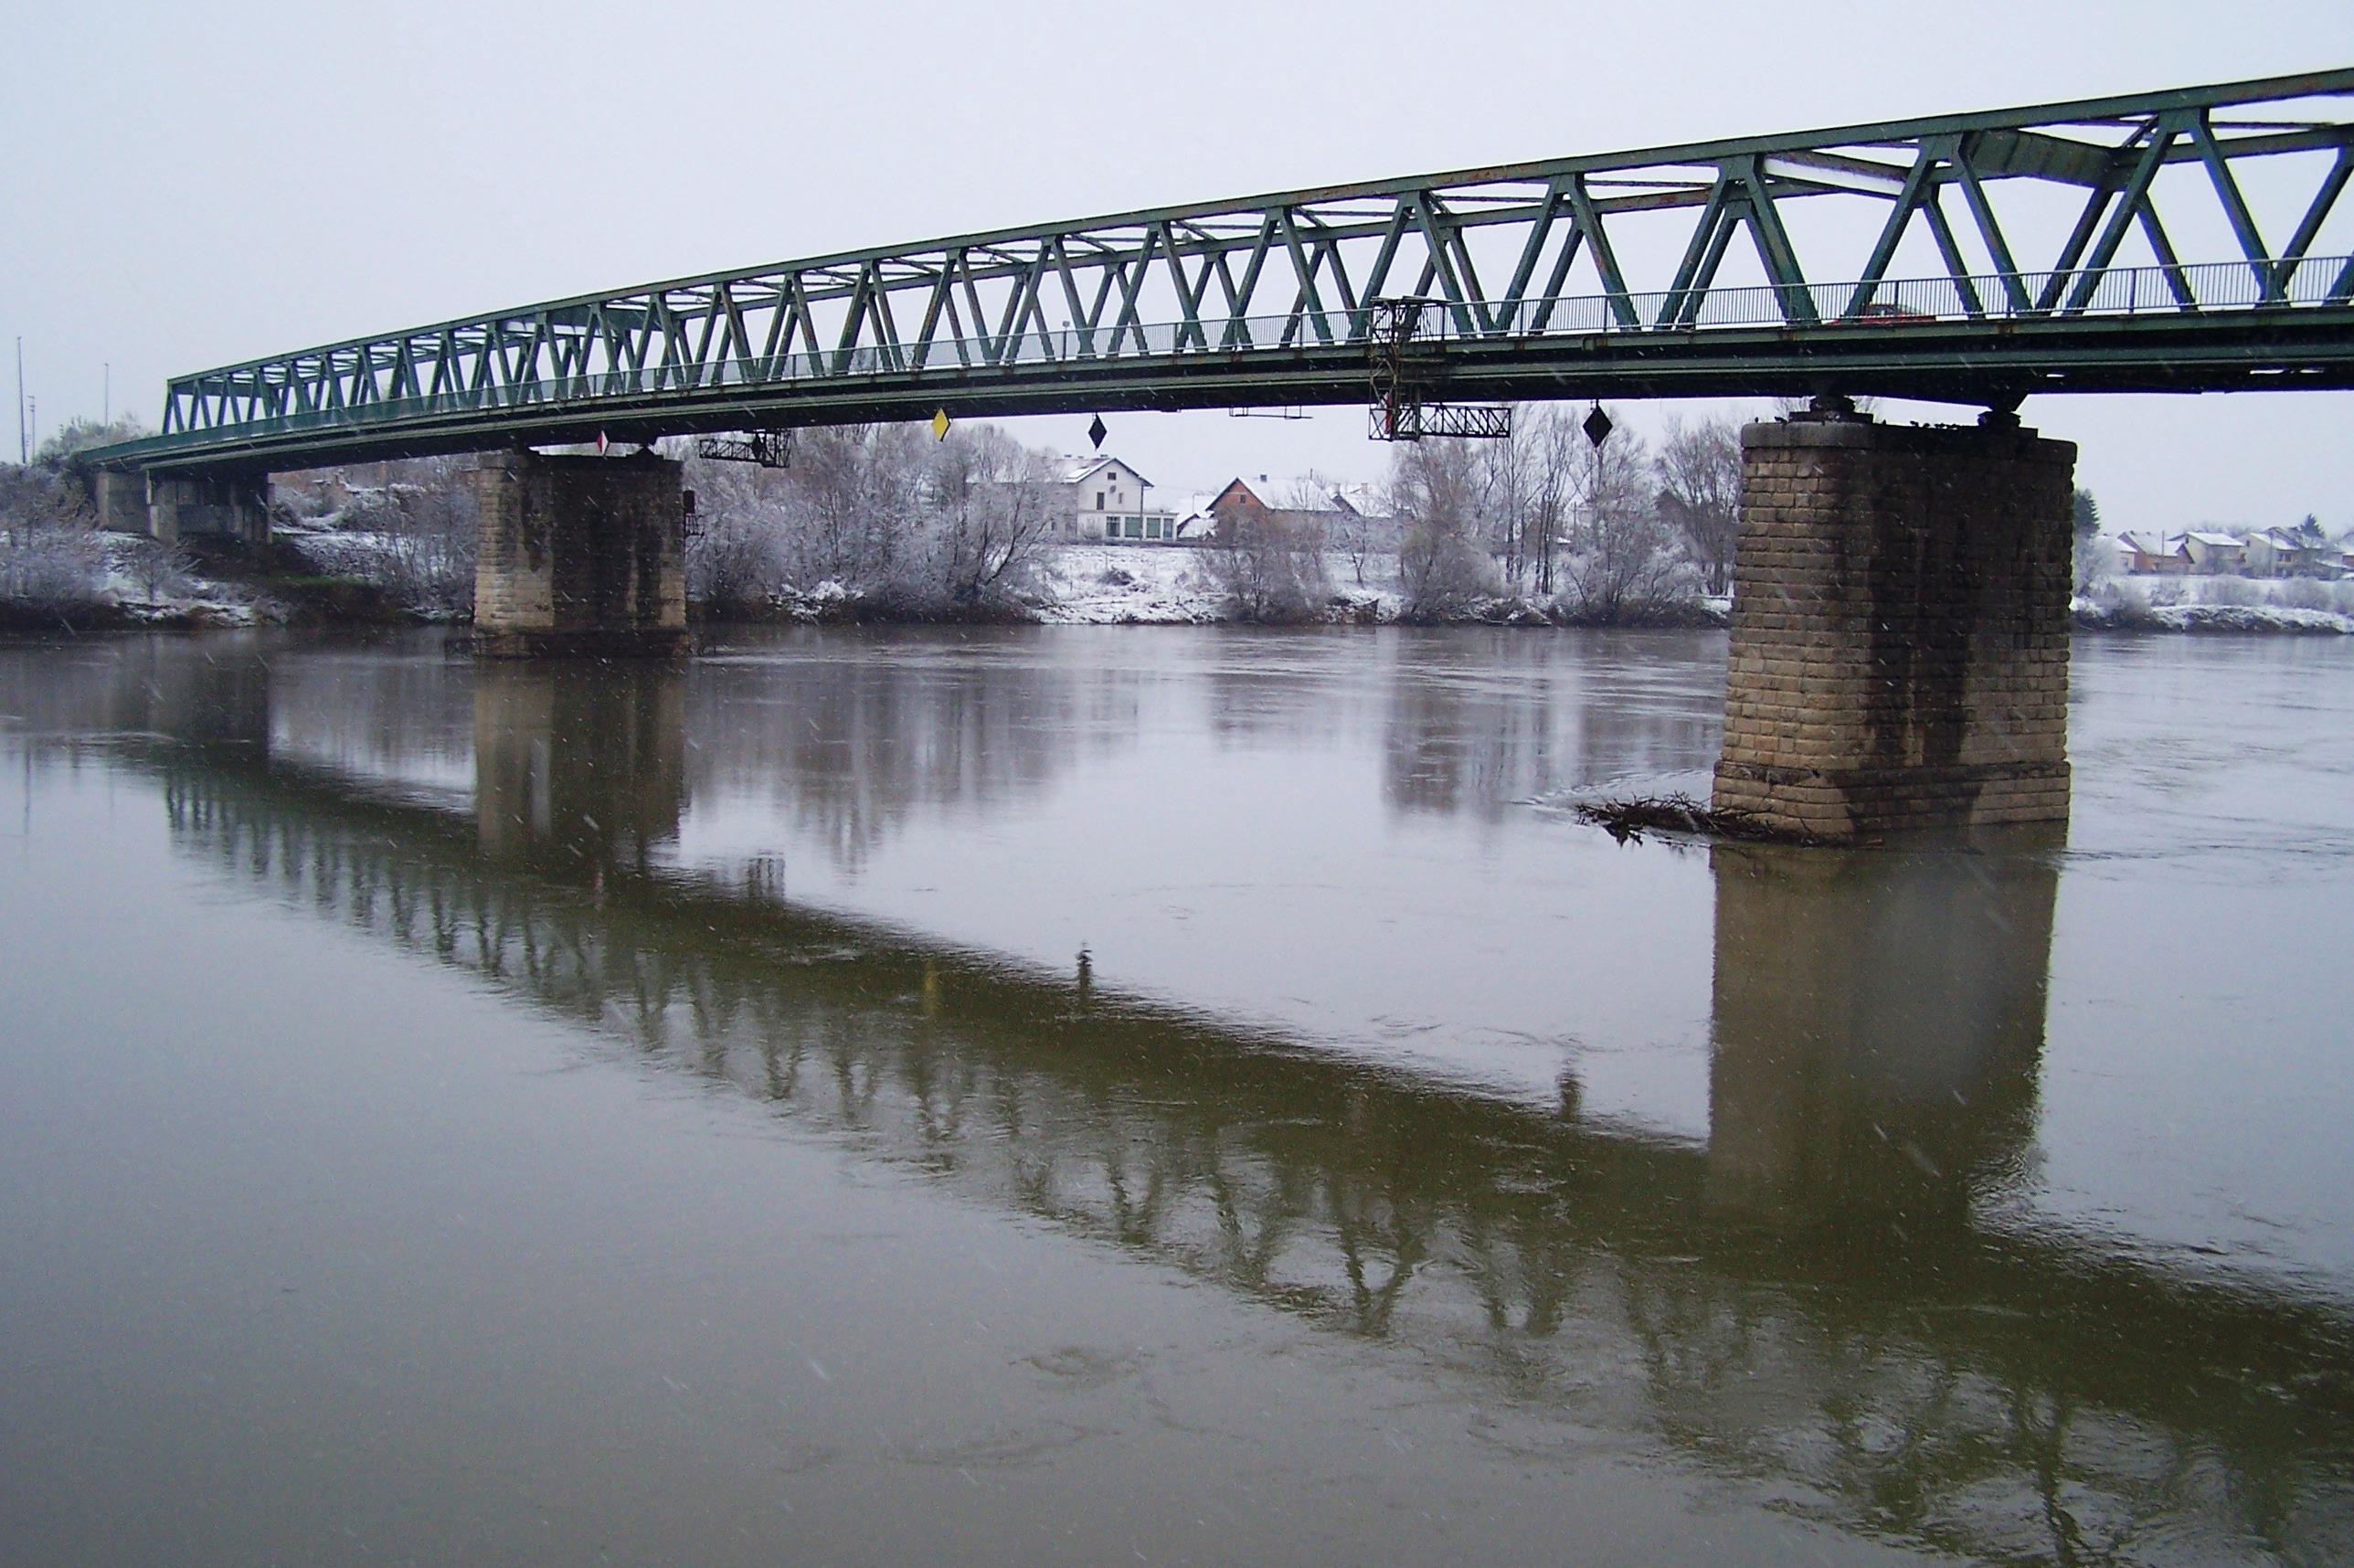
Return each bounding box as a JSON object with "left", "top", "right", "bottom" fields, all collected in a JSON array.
[
  {"left": 1038, "top": 546, "right": 1226, "bottom": 624},
  {"left": 2073, "top": 598, "right": 2354, "bottom": 634},
  {"left": 2073, "top": 575, "right": 2354, "bottom": 634},
  {"left": 1031, "top": 546, "right": 1727, "bottom": 628}
]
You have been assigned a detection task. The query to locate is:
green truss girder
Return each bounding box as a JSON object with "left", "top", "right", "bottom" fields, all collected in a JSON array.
[{"left": 96, "top": 69, "right": 2354, "bottom": 473}]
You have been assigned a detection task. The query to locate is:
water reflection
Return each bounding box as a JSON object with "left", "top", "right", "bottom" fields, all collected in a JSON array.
[
  {"left": 29, "top": 640, "right": 2330, "bottom": 1565},
  {"left": 1380, "top": 632, "right": 1722, "bottom": 817},
  {"left": 474, "top": 663, "right": 686, "bottom": 874},
  {"left": 1708, "top": 840, "right": 2052, "bottom": 1222},
  {"left": 689, "top": 631, "right": 1140, "bottom": 873}
]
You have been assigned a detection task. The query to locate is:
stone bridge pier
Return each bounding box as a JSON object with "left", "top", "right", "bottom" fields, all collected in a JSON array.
[
  {"left": 1712, "top": 412, "right": 2075, "bottom": 841},
  {"left": 467, "top": 450, "right": 687, "bottom": 657}
]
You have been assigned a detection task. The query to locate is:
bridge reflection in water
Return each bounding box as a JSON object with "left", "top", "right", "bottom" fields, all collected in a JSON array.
[{"left": 48, "top": 643, "right": 2330, "bottom": 1566}]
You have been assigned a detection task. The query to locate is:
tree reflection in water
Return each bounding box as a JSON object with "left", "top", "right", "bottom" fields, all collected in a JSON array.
[{"left": 33, "top": 638, "right": 2325, "bottom": 1568}]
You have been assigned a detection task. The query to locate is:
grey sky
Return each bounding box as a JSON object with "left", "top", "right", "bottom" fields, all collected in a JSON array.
[{"left": 5, "top": 0, "right": 2351, "bottom": 528}]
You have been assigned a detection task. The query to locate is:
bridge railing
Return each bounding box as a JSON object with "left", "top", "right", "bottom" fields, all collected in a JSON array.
[{"left": 135, "top": 254, "right": 2354, "bottom": 453}]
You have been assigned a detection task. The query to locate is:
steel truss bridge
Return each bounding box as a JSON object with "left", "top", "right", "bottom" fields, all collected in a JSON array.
[{"left": 97, "top": 69, "right": 2354, "bottom": 476}]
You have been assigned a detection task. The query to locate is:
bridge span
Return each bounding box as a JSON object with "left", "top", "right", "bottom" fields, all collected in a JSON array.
[
  {"left": 79, "top": 69, "right": 2354, "bottom": 839},
  {"left": 86, "top": 69, "right": 2354, "bottom": 479}
]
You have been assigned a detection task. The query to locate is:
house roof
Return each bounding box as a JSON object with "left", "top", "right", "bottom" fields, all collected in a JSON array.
[
  {"left": 2185, "top": 531, "right": 2245, "bottom": 548},
  {"left": 1213, "top": 474, "right": 1393, "bottom": 518},
  {"left": 1055, "top": 454, "right": 1152, "bottom": 488}
]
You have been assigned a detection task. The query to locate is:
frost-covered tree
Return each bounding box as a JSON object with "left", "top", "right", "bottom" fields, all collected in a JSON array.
[
  {"left": 1388, "top": 437, "right": 1494, "bottom": 620},
  {"left": 1558, "top": 411, "right": 1685, "bottom": 623},
  {"left": 1654, "top": 415, "right": 1742, "bottom": 595},
  {"left": 682, "top": 420, "right": 1059, "bottom": 619},
  {"left": 897, "top": 425, "right": 1058, "bottom": 612},
  {"left": 125, "top": 536, "right": 197, "bottom": 609},
  {"left": 34, "top": 416, "right": 146, "bottom": 466},
  {"left": 683, "top": 460, "right": 790, "bottom": 613},
  {"left": 2072, "top": 487, "right": 2105, "bottom": 593},
  {"left": 1202, "top": 490, "right": 1330, "bottom": 622}
]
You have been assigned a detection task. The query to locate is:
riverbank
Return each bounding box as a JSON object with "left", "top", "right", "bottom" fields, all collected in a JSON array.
[
  {"left": 9, "top": 535, "right": 2354, "bottom": 637},
  {"left": 0, "top": 530, "right": 451, "bottom": 637}
]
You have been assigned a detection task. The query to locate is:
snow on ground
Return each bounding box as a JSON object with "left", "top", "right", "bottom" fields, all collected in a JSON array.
[
  {"left": 2073, "top": 586, "right": 2354, "bottom": 634},
  {"left": 98, "top": 535, "right": 261, "bottom": 626},
  {"left": 2138, "top": 603, "right": 2353, "bottom": 634},
  {"left": 1038, "top": 544, "right": 1228, "bottom": 623}
]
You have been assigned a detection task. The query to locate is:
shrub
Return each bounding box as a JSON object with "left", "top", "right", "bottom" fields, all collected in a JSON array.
[{"left": 2200, "top": 575, "right": 2256, "bottom": 607}]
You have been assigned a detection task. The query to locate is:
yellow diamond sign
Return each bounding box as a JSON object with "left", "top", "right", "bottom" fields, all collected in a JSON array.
[{"left": 931, "top": 408, "right": 950, "bottom": 441}]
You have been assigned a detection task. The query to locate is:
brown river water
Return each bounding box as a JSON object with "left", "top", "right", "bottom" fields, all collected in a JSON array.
[{"left": 3, "top": 626, "right": 2351, "bottom": 1565}]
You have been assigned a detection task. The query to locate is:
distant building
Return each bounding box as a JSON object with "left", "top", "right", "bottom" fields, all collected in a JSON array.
[
  {"left": 1053, "top": 455, "right": 1182, "bottom": 543},
  {"left": 2244, "top": 527, "right": 2334, "bottom": 577},
  {"left": 2113, "top": 530, "right": 2189, "bottom": 576},
  {"left": 1204, "top": 476, "right": 1397, "bottom": 548},
  {"left": 2181, "top": 531, "right": 2249, "bottom": 575}
]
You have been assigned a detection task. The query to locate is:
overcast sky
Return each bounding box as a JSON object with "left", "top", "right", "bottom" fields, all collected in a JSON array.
[{"left": 5, "top": 1, "right": 2351, "bottom": 525}]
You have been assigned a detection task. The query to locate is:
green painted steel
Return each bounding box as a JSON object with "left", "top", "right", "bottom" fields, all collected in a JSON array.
[{"left": 92, "top": 69, "right": 2354, "bottom": 475}]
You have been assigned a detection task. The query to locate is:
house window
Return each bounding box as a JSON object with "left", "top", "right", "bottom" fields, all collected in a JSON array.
[
  {"left": 1096, "top": 493, "right": 1105, "bottom": 510},
  {"left": 1125, "top": 517, "right": 1143, "bottom": 539}
]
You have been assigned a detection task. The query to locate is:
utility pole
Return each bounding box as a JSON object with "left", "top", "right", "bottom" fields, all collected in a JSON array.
[
  {"left": 14, "top": 338, "right": 24, "bottom": 465},
  {"left": 103, "top": 363, "right": 111, "bottom": 427}
]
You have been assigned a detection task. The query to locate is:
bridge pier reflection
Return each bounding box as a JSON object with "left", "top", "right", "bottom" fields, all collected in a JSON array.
[
  {"left": 472, "top": 662, "right": 687, "bottom": 874},
  {"left": 118, "top": 658, "right": 2349, "bottom": 1561},
  {"left": 1706, "top": 835, "right": 2056, "bottom": 1222}
]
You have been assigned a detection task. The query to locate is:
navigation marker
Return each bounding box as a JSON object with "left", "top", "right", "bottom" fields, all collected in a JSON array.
[
  {"left": 1582, "top": 404, "right": 1613, "bottom": 449},
  {"left": 931, "top": 408, "right": 950, "bottom": 441},
  {"left": 1087, "top": 415, "right": 1108, "bottom": 450},
  {"left": 597, "top": 430, "right": 610, "bottom": 456}
]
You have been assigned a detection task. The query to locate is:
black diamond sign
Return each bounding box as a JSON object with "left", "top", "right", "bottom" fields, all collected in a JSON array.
[
  {"left": 1087, "top": 415, "right": 1108, "bottom": 450},
  {"left": 1582, "top": 405, "right": 1614, "bottom": 448}
]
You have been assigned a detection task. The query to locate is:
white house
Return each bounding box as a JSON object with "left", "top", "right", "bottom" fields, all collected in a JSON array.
[
  {"left": 1053, "top": 455, "right": 1182, "bottom": 543},
  {"left": 2181, "top": 531, "right": 2249, "bottom": 575},
  {"left": 2243, "top": 527, "right": 2334, "bottom": 577}
]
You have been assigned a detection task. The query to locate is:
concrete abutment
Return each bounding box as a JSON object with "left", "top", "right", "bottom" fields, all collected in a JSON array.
[
  {"left": 467, "top": 450, "right": 687, "bottom": 658},
  {"left": 93, "top": 469, "right": 269, "bottom": 545},
  {"left": 1712, "top": 415, "right": 2074, "bottom": 842}
]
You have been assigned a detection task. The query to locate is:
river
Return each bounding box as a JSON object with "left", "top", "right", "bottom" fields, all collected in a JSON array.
[{"left": 3, "top": 626, "right": 2350, "bottom": 1565}]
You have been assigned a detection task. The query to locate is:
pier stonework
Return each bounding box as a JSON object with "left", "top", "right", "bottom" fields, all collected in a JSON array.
[
  {"left": 468, "top": 450, "right": 687, "bottom": 658},
  {"left": 1712, "top": 416, "right": 2074, "bottom": 841}
]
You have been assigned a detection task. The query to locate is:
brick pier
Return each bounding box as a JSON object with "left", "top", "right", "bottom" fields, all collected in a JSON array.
[
  {"left": 467, "top": 450, "right": 687, "bottom": 657},
  {"left": 1712, "top": 415, "right": 2075, "bottom": 841}
]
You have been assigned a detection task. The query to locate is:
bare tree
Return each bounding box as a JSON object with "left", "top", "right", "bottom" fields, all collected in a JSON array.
[
  {"left": 0, "top": 461, "right": 93, "bottom": 540},
  {"left": 125, "top": 535, "right": 197, "bottom": 609},
  {"left": 1476, "top": 424, "right": 1533, "bottom": 589},
  {"left": 32, "top": 416, "right": 146, "bottom": 465},
  {"left": 899, "top": 425, "right": 1059, "bottom": 612},
  {"left": 387, "top": 458, "right": 476, "bottom": 613},
  {"left": 1202, "top": 494, "right": 1330, "bottom": 622},
  {"left": 779, "top": 423, "right": 928, "bottom": 589},
  {"left": 1654, "top": 415, "right": 1743, "bottom": 595},
  {"left": 0, "top": 469, "right": 106, "bottom": 611},
  {"left": 328, "top": 459, "right": 475, "bottom": 614},
  {"left": 683, "top": 460, "right": 789, "bottom": 614},
  {"left": 1327, "top": 499, "right": 1379, "bottom": 588},
  {"left": 1388, "top": 438, "right": 1495, "bottom": 620},
  {"left": 1558, "top": 412, "right": 1687, "bottom": 623}
]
